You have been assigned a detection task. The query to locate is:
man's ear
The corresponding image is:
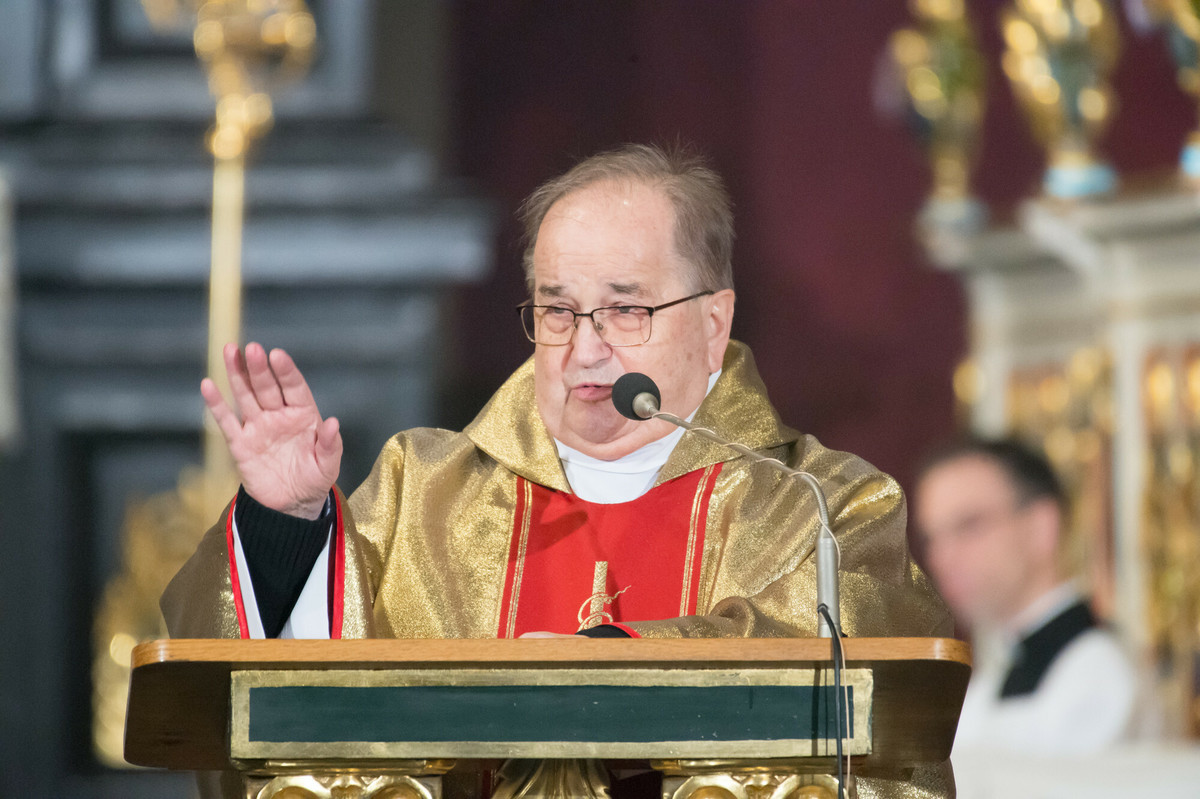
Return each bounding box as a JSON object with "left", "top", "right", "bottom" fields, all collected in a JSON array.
[{"left": 705, "top": 289, "right": 736, "bottom": 372}]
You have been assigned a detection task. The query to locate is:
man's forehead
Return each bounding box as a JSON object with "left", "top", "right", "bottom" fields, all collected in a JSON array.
[
  {"left": 536, "top": 179, "right": 677, "bottom": 247},
  {"left": 924, "top": 454, "right": 1014, "bottom": 492},
  {"left": 554, "top": 176, "right": 667, "bottom": 210},
  {"left": 918, "top": 458, "right": 1014, "bottom": 517},
  {"left": 530, "top": 178, "right": 690, "bottom": 299}
]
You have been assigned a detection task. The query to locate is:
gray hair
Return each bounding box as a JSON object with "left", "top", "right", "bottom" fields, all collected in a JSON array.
[{"left": 517, "top": 143, "right": 735, "bottom": 293}]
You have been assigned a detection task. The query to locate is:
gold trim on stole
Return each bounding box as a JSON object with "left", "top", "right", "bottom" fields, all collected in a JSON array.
[
  {"left": 680, "top": 464, "right": 716, "bottom": 617},
  {"left": 502, "top": 478, "right": 535, "bottom": 639}
]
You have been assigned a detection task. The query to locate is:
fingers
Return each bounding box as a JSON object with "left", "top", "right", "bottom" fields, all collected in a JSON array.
[
  {"left": 222, "top": 342, "right": 298, "bottom": 417},
  {"left": 245, "top": 342, "right": 285, "bottom": 411},
  {"left": 200, "top": 377, "right": 244, "bottom": 443},
  {"left": 314, "top": 416, "right": 343, "bottom": 481},
  {"left": 269, "top": 348, "right": 318, "bottom": 409},
  {"left": 223, "top": 342, "right": 259, "bottom": 417},
  {"left": 215, "top": 339, "right": 325, "bottom": 424}
]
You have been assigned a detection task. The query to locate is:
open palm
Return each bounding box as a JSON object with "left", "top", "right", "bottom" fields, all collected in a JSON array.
[{"left": 202, "top": 342, "right": 342, "bottom": 520}]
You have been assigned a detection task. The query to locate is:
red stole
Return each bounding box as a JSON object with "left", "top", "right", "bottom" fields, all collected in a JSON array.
[{"left": 498, "top": 464, "right": 722, "bottom": 637}]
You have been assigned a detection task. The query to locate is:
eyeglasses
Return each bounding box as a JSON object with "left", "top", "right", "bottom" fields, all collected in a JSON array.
[{"left": 516, "top": 291, "right": 714, "bottom": 347}]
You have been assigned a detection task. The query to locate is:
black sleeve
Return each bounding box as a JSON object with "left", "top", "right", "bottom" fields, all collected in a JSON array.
[
  {"left": 574, "top": 625, "right": 632, "bottom": 638},
  {"left": 234, "top": 485, "right": 334, "bottom": 638}
]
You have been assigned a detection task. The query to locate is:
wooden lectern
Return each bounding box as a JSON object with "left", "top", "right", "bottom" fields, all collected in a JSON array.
[{"left": 125, "top": 637, "right": 970, "bottom": 799}]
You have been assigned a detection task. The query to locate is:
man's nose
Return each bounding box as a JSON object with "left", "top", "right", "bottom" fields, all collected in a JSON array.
[{"left": 571, "top": 315, "right": 612, "bottom": 364}]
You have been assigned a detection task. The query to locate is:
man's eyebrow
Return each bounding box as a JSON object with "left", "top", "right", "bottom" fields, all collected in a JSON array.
[
  {"left": 536, "top": 282, "right": 646, "bottom": 300},
  {"left": 607, "top": 282, "right": 645, "bottom": 297},
  {"left": 954, "top": 509, "right": 989, "bottom": 532}
]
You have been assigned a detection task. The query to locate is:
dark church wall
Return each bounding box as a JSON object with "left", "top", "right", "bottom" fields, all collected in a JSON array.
[{"left": 444, "top": 0, "right": 1195, "bottom": 494}]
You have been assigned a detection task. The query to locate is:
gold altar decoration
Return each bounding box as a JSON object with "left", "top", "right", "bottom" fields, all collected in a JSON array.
[
  {"left": 91, "top": 0, "right": 316, "bottom": 767},
  {"left": 492, "top": 760, "right": 611, "bottom": 799},
  {"left": 92, "top": 468, "right": 226, "bottom": 766},
  {"left": 1139, "top": 0, "right": 1200, "bottom": 179},
  {"left": 187, "top": 0, "right": 316, "bottom": 515},
  {"left": 657, "top": 769, "right": 841, "bottom": 799},
  {"left": 1003, "top": 348, "right": 1115, "bottom": 617},
  {"left": 1141, "top": 345, "right": 1200, "bottom": 736},
  {"left": 950, "top": 358, "right": 982, "bottom": 427},
  {"left": 890, "top": 0, "right": 987, "bottom": 214},
  {"left": 248, "top": 772, "right": 444, "bottom": 799},
  {"left": 1000, "top": 0, "right": 1121, "bottom": 199}
]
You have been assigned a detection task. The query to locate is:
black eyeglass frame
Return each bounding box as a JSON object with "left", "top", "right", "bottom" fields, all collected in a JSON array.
[{"left": 515, "top": 290, "right": 715, "bottom": 347}]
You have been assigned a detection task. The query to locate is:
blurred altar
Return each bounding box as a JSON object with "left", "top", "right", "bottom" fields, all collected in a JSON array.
[{"left": 886, "top": 0, "right": 1200, "bottom": 792}]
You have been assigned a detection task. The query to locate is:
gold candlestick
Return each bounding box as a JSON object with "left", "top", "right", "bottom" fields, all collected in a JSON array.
[
  {"left": 90, "top": 0, "right": 316, "bottom": 767},
  {"left": 1001, "top": 0, "right": 1122, "bottom": 199},
  {"left": 1140, "top": 0, "right": 1200, "bottom": 180},
  {"left": 890, "top": 0, "right": 989, "bottom": 249},
  {"left": 891, "top": 0, "right": 987, "bottom": 204},
  {"left": 192, "top": 0, "right": 316, "bottom": 516}
]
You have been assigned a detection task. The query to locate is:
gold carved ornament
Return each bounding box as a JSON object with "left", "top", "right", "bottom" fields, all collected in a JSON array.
[
  {"left": 1141, "top": 347, "right": 1200, "bottom": 736},
  {"left": 663, "top": 772, "right": 840, "bottom": 799},
  {"left": 251, "top": 773, "right": 436, "bottom": 799}
]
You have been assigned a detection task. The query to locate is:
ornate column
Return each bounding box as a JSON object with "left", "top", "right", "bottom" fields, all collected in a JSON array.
[{"left": 1020, "top": 186, "right": 1200, "bottom": 735}]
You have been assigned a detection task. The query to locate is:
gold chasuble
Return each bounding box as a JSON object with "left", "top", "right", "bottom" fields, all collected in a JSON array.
[{"left": 163, "top": 341, "right": 954, "bottom": 798}]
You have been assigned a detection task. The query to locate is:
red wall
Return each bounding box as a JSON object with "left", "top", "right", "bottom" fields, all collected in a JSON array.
[{"left": 446, "top": 0, "right": 1193, "bottom": 495}]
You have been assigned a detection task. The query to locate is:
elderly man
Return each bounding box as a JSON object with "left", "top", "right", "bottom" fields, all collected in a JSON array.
[
  {"left": 164, "top": 144, "right": 951, "bottom": 795},
  {"left": 914, "top": 437, "right": 1136, "bottom": 758}
]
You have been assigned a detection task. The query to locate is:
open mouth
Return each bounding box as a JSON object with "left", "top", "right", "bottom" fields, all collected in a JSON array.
[{"left": 571, "top": 383, "right": 614, "bottom": 401}]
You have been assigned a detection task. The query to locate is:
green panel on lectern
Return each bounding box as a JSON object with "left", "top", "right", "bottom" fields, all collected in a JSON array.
[
  {"left": 230, "top": 667, "right": 873, "bottom": 760},
  {"left": 248, "top": 683, "right": 852, "bottom": 743}
]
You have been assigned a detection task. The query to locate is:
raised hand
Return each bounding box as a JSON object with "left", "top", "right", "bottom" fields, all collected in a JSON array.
[{"left": 201, "top": 342, "right": 342, "bottom": 520}]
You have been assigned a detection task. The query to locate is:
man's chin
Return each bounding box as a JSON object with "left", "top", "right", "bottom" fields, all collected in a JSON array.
[
  {"left": 561, "top": 423, "right": 682, "bottom": 462},
  {"left": 559, "top": 415, "right": 639, "bottom": 456}
]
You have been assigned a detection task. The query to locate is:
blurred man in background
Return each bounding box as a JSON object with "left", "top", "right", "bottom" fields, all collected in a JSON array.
[{"left": 914, "top": 437, "right": 1136, "bottom": 757}]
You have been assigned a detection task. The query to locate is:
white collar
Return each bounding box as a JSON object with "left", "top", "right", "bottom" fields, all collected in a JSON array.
[
  {"left": 556, "top": 424, "right": 687, "bottom": 476},
  {"left": 969, "top": 583, "right": 1084, "bottom": 667},
  {"left": 1008, "top": 582, "right": 1084, "bottom": 639},
  {"left": 974, "top": 582, "right": 1084, "bottom": 666}
]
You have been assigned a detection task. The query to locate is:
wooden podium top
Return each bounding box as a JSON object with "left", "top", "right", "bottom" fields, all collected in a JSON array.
[{"left": 126, "top": 637, "right": 970, "bottom": 772}]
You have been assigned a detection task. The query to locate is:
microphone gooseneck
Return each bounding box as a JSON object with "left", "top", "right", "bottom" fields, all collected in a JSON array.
[{"left": 611, "top": 372, "right": 841, "bottom": 637}]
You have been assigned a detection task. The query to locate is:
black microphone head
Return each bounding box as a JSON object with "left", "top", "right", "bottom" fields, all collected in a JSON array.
[{"left": 612, "top": 372, "right": 661, "bottom": 420}]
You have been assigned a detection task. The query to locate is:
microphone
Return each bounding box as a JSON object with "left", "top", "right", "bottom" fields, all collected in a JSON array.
[
  {"left": 611, "top": 372, "right": 841, "bottom": 637},
  {"left": 612, "top": 372, "right": 661, "bottom": 420}
]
